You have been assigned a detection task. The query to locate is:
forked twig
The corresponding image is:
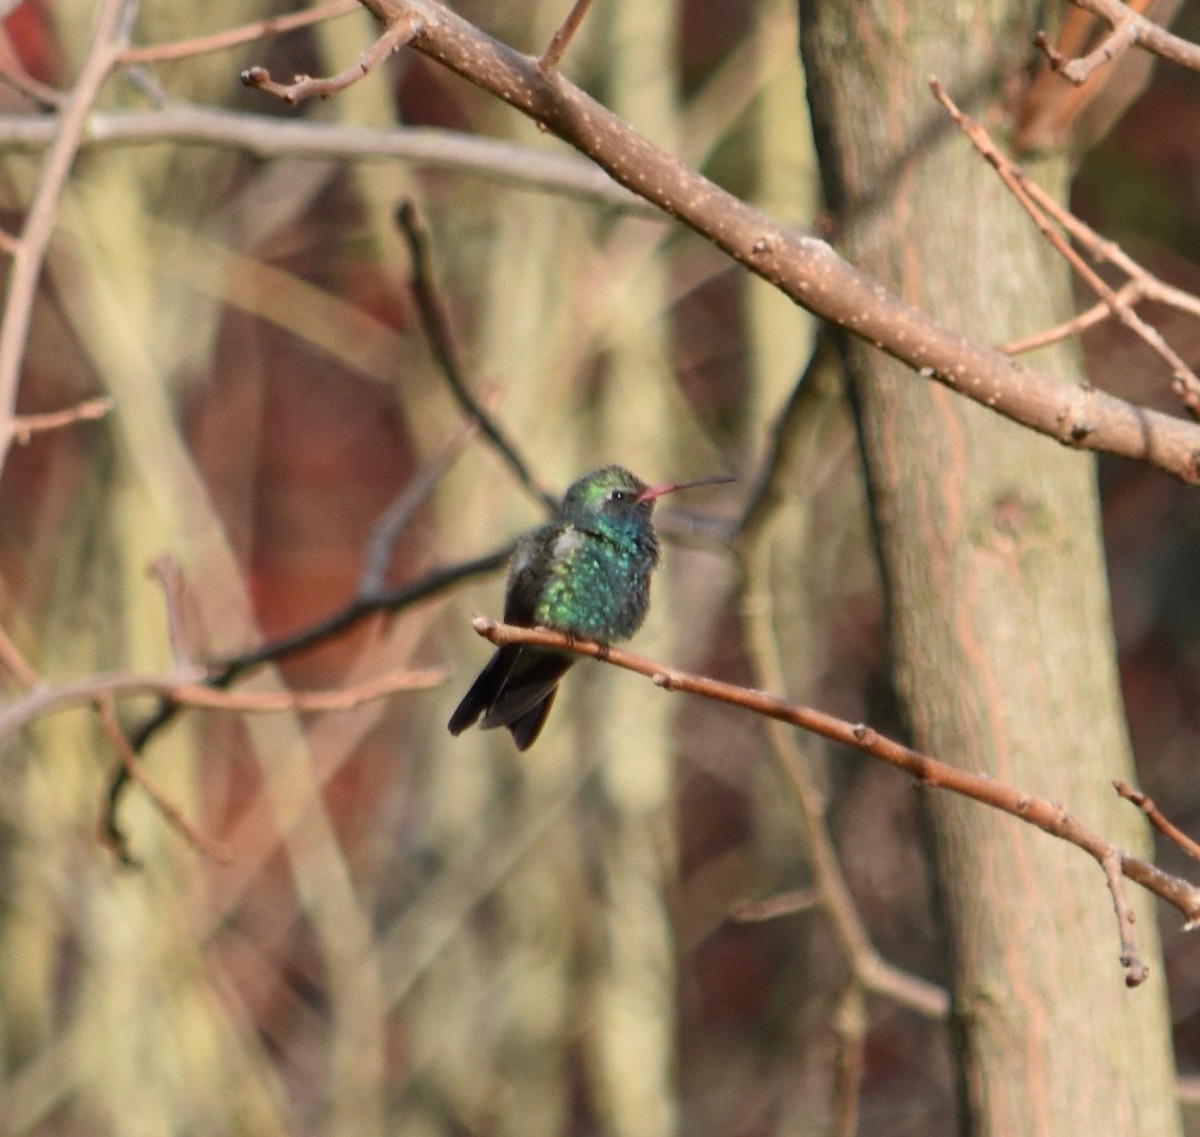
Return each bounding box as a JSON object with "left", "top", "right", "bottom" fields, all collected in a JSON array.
[
  {"left": 241, "top": 11, "right": 420, "bottom": 104},
  {"left": 1038, "top": 0, "right": 1200, "bottom": 83},
  {"left": 932, "top": 77, "right": 1200, "bottom": 417}
]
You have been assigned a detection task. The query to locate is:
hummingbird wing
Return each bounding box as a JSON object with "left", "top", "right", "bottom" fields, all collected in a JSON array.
[
  {"left": 447, "top": 644, "right": 518, "bottom": 736},
  {"left": 508, "top": 685, "right": 559, "bottom": 751},
  {"left": 447, "top": 524, "right": 573, "bottom": 748},
  {"left": 447, "top": 644, "right": 574, "bottom": 741}
]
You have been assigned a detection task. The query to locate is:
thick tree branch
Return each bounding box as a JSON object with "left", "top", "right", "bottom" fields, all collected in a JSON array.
[{"left": 244, "top": 0, "right": 1200, "bottom": 483}]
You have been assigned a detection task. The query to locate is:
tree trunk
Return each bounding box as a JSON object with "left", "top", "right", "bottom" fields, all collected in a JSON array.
[{"left": 799, "top": 3, "right": 1181, "bottom": 1135}]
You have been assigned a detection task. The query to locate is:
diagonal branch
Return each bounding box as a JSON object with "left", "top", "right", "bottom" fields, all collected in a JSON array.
[
  {"left": 471, "top": 616, "right": 1200, "bottom": 984},
  {"left": 249, "top": 0, "right": 1200, "bottom": 483},
  {"left": 395, "top": 200, "right": 558, "bottom": 513}
]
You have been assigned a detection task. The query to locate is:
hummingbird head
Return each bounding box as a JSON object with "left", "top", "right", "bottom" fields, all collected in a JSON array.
[
  {"left": 562, "top": 465, "right": 653, "bottom": 527},
  {"left": 561, "top": 465, "right": 736, "bottom": 527}
]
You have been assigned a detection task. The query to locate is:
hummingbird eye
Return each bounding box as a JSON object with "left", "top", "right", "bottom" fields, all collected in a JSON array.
[{"left": 607, "top": 488, "right": 632, "bottom": 503}]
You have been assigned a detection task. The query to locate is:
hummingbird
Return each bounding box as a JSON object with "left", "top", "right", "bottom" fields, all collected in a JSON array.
[{"left": 448, "top": 464, "right": 731, "bottom": 750}]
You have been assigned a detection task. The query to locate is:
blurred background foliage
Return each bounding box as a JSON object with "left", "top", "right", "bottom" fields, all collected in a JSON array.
[{"left": 0, "top": 1, "right": 1196, "bottom": 1135}]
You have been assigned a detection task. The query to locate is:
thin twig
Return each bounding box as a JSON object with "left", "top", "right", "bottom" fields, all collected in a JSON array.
[
  {"left": 8, "top": 396, "right": 113, "bottom": 445},
  {"left": 831, "top": 984, "right": 867, "bottom": 1137},
  {"left": 217, "top": 542, "right": 515, "bottom": 672},
  {"left": 148, "top": 554, "right": 200, "bottom": 672},
  {"left": 357, "top": 414, "right": 480, "bottom": 597},
  {"left": 0, "top": 663, "right": 446, "bottom": 743},
  {"left": 0, "top": 0, "right": 137, "bottom": 477},
  {"left": 121, "top": 0, "right": 358, "bottom": 65},
  {"left": 730, "top": 889, "right": 821, "bottom": 922},
  {"left": 1006, "top": 269, "right": 1200, "bottom": 355},
  {"left": 932, "top": 77, "right": 1200, "bottom": 417},
  {"left": 0, "top": 622, "right": 39, "bottom": 687},
  {"left": 471, "top": 617, "right": 1200, "bottom": 981},
  {"left": 1002, "top": 279, "right": 1141, "bottom": 354},
  {"left": 240, "top": 12, "right": 420, "bottom": 104},
  {"left": 1036, "top": 11, "right": 1140, "bottom": 82},
  {"left": 1114, "top": 779, "right": 1200, "bottom": 863},
  {"left": 395, "top": 198, "right": 559, "bottom": 513},
  {"left": 733, "top": 330, "right": 835, "bottom": 545},
  {"left": 95, "top": 695, "right": 230, "bottom": 862},
  {"left": 539, "top": 0, "right": 596, "bottom": 72},
  {"left": 1101, "top": 848, "right": 1149, "bottom": 986}
]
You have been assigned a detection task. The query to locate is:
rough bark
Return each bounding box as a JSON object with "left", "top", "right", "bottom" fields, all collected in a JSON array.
[{"left": 799, "top": 3, "right": 1182, "bottom": 1135}]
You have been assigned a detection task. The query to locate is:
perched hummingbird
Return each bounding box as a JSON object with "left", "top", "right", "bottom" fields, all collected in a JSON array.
[{"left": 448, "top": 464, "right": 730, "bottom": 750}]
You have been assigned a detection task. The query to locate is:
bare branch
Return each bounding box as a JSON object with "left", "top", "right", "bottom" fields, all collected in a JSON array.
[
  {"left": 0, "top": 664, "right": 446, "bottom": 745},
  {"left": 730, "top": 889, "right": 821, "bottom": 922},
  {"left": 100, "top": 542, "right": 514, "bottom": 853},
  {"left": 831, "top": 985, "right": 867, "bottom": 1137},
  {"left": 932, "top": 77, "right": 1200, "bottom": 417},
  {"left": 471, "top": 616, "right": 1200, "bottom": 980},
  {"left": 395, "top": 200, "right": 558, "bottom": 513},
  {"left": 1100, "top": 847, "right": 1150, "bottom": 986},
  {"left": 8, "top": 396, "right": 113, "bottom": 445},
  {"left": 327, "top": 0, "right": 1200, "bottom": 483},
  {"left": 0, "top": 107, "right": 652, "bottom": 212},
  {"left": 0, "top": 0, "right": 137, "bottom": 477},
  {"left": 148, "top": 555, "right": 202, "bottom": 673},
  {"left": 539, "top": 0, "right": 596, "bottom": 72},
  {"left": 740, "top": 540, "right": 950, "bottom": 1020},
  {"left": 121, "top": 0, "right": 358, "bottom": 65},
  {"left": 1044, "top": 0, "right": 1200, "bottom": 83},
  {"left": 358, "top": 417, "right": 480, "bottom": 597},
  {"left": 240, "top": 11, "right": 420, "bottom": 104},
  {"left": 1115, "top": 779, "right": 1200, "bottom": 863},
  {"left": 95, "top": 696, "right": 230, "bottom": 863}
]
